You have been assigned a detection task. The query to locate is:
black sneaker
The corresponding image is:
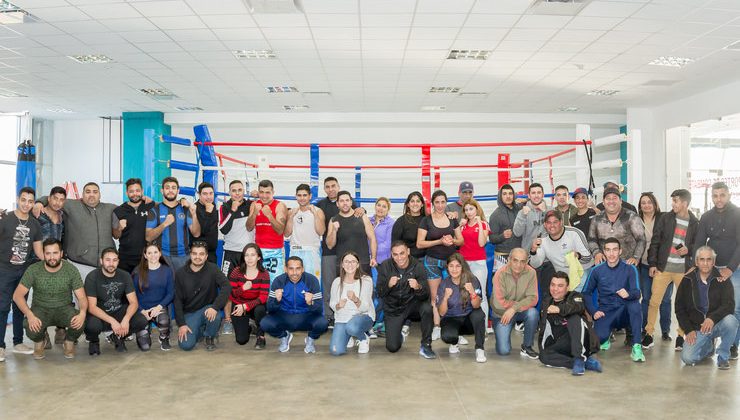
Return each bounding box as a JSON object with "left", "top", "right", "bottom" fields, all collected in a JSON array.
[
  {"left": 328, "top": 319, "right": 335, "bottom": 330},
  {"left": 88, "top": 341, "right": 100, "bottom": 356},
  {"left": 419, "top": 345, "right": 437, "bottom": 359},
  {"left": 624, "top": 333, "right": 633, "bottom": 347},
  {"left": 718, "top": 357, "right": 730, "bottom": 370},
  {"left": 205, "top": 337, "right": 216, "bottom": 351},
  {"left": 730, "top": 345, "right": 738, "bottom": 360},
  {"left": 159, "top": 338, "right": 171, "bottom": 351},
  {"left": 661, "top": 332, "right": 671, "bottom": 341},
  {"left": 520, "top": 345, "right": 539, "bottom": 359},
  {"left": 675, "top": 336, "right": 684, "bottom": 351},
  {"left": 255, "top": 336, "right": 266, "bottom": 350},
  {"left": 641, "top": 334, "right": 654, "bottom": 349},
  {"left": 111, "top": 335, "right": 127, "bottom": 353}
]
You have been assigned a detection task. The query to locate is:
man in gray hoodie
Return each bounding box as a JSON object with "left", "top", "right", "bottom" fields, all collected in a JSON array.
[
  {"left": 513, "top": 183, "right": 549, "bottom": 253},
  {"left": 35, "top": 182, "right": 116, "bottom": 280},
  {"left": 489, "top": 184, "right": 522, "bottom": 267}
]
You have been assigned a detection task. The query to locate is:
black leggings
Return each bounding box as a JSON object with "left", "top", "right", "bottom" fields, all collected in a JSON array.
[
  {"left": 148, "top": 311, "right": 171, "bottom": 340},
  {"left": 232, "top": 304, "right": 267, "bottom": 345},
  {"left": 440, "top": 308, "right": 486, "bottom": 350}
]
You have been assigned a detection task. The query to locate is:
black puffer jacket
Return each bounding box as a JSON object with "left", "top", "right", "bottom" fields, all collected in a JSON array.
[
  {"left": 376, "top": 256, "right": 429, "bottom": 316},
  {"left": 675, "top": 267, "right": 735, "bottom": 334}
]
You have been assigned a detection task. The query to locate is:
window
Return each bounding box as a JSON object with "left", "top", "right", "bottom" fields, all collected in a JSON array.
[{"left": 0, "top": 115, "right": 20, "bottom": 211}]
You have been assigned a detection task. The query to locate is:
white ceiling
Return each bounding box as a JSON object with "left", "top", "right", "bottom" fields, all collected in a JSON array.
[{"left": 1, "top": 0, "right": 740, "bottom": 118}]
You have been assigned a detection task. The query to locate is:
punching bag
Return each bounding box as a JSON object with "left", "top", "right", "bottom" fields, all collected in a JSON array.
[{"left": 16, "top": 140, "right": 36, "bottom": 195}]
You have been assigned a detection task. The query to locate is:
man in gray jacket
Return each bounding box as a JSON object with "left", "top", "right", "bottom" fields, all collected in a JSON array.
[
  {"left": 489, "top": 184, "right": 522, "bottom": 268},
  {"left": 513, "top": 183, "right": 549, "bottom": 252},
  {"left": 35, "top": 182, "right": 116, "bottom": 279},
  {"left": 588, "top": 187, "right": 646, "bottom": 266}
]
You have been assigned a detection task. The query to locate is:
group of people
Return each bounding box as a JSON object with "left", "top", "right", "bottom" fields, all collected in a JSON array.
[{"left": 1, "top": 175, "right": 738, "bottom": 375}]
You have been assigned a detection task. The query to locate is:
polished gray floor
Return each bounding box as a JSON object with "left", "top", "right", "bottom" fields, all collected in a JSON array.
[{"left": 1, "top": 326, "right": 738, "bottom": 419}]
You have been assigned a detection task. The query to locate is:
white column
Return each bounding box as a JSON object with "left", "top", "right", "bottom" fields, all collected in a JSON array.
[
  {"left": 664, "top": 126, "right": 691, "bottom": 208},
  {"left": 627, "top": 129, "right": 642, "bottom": 204},
  {"left": 575, "top": 124, "right": 590, "bottom": 188}
]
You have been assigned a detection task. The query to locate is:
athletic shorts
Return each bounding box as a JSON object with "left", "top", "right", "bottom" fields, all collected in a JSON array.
[
  {"left": 290, "top": 247, "right": 321, "bottom": 280},
  {"left": 262, "top": 247, "right": 285, "bottom": 284},
  {"left": 423, "top": 255, "right": 447, "bottom": 280}
]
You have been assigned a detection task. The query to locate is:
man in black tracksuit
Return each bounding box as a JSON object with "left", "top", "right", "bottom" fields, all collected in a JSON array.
[
  {"left": 676, "top": 246, "right": 738, "bottom": 369},
  {"left": 376, "top": 241, "right": 435, "bottom": 358},
  {"left": 538, "top": 271, "right": 601, "bottom": 375}
]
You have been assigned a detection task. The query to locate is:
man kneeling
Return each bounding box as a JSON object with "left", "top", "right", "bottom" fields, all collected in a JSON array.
[
  {"left": 677, "top": 246, "right": 738, "bottom": 370},
  {"left": 260, "top": 256, "right": 327, "bottom": 353},
  {"left": 538, "top": 271, "right": 602, "bottom": 375},
  {"left": 13, "top": 239, "right": 87, "bottom": 359}
]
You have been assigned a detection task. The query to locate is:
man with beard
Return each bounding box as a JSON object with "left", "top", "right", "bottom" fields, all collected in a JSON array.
[
  {"left": 188, "top": 182, "right": 219, "bottom": 264},
  {"left": 35, "top": 182, "right": 117, "bottom": 279},
  {"left": 174, "top": 241, "right": 230, "bottom": 351},
  {"left": 219, "top": 180, "right": 253, "bottom": 277},
  {"left": 36, "top": 186, "right": 66, "bottom": 242},
  {"left": 113, "top": 178, "right": 155, "bottom": 273},
  {"left": 0, "top": 187, "right": 44, "bottom": 361},
  {"left": 12, "top": 239, "right": 87, "bottom": 360},
  {"left": 553, "top": 185, "right": 578, "bottom": 227},
  {"left": 146, "top": 177, "right": 201, "bottom": 272},
  {"left": 513, "top": 183, "right": 549, "bottom": 252},
  {"left": 84, "top": 248, "right": 149, "bottom": 355},
  {"left": 326, "top": 190, "right": 377, "bottom": 275},
  {"left": 246, "top": 180, "right": 288, "bottom": 283}
]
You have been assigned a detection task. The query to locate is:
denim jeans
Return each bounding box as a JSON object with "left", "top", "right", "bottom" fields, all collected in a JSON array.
[
  {"left": 639, "top": 264, "right": 672, "bottom": 334},
  {"left": 730, "top": 269, "right": 740, "bottom": 347},
  {"left": 260, "top": 311, "right": 329, "bottom": 340},
  {"left": 468, "top": 260, "right": 490, "bottom": 327},
  {"left": 178, "top": 305, "right": 223, "bottom": 351},
  {"left": 164, "top": 256, "right": 189, "bottom": 273},
  {"left": 329, "top": 314, "right": 374, "bottom": 356},
  {"left": 681, "top": 314, "right": 739, "bottom": 364},
  {"left": 492, "top": 307, "right": 538, "bottom": 355},
  {"left": 0, "top": 264, "right": 27, "bottom": 348}
]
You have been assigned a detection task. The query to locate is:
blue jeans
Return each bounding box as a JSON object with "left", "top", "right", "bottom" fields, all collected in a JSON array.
[
  {"left": 492, "top": 307, "right": 538, "bottom": 355},
  {"left": 681, "top": 314, "right": 739, "bottom": 364},
  {"left": 0, "top": 264, "right": 26, "bottom": 348},
  {"left": 329, "top": 314, "right": 374, "bottom": 356},
  {"left": 178, "top": 305, "right": 223, "bottom": 351},
  {"left": 165, "top": 255, "right": 189, "bottom": 273},
  {"left": 371, "top": 268, "right": 384, "bottom": 324},
  {"left": 260, "top": 311, "right": 329, "bottom": 340},
  {"left": 639, "top": 264, "right": 672, "bottom": 333},
  {"left": 731, "top": 269, "right": 740, "bottom": 347}
]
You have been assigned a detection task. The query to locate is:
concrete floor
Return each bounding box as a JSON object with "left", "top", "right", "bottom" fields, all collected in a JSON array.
[{"left": 1, "top": 327, "right": 738, "bottom": 420}]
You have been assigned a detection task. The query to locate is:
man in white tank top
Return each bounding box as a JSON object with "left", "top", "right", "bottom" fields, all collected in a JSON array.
[
  {"left": 219, "top": 180, "right": 254, "bottom": 277},
  {"left": 284, "top": 184, "right": 325, "bottom": 282}
]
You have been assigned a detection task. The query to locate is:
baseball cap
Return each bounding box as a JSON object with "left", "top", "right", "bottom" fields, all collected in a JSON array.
[
  {"left": 544, "top": 209, "right": 563, "bottom": 221},
  {"left": 573, "top": 187, "right": 588, "bottom": 198},
  {"left": 459, "top": 181, "right": 474, "bottom": 193},
  {"left": 603, "top": 187, "right": 621, "bottom": 198}
]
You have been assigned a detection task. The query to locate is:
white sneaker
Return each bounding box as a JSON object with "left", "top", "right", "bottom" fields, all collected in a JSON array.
[
  {"left": 13, "top": 343, "right": 34, "bottom": 355},
  {"left": 449, "top": 344, "right": 460, "bottom": 354},
  {"left": 458, "top": 336, "right": 469, "bottom": 345},
  {"left": 401, "top": 325, "right": 410, "bottom": 343},
  {"left": 304, "top": 336, "right": 316, "bottom": 354},
  {"left": 432, "top": 326, "right": 441, "bottom": 341},
  {"left": 486, "top": 327, "right": 494, "bottom": 335},
  {"left": 0, "top": 347, "right": 5, "bottom": 362},
  {"left": 278, "top": 332, "right": 293, "bottom": 353},
  {"left": 357, "top": 337, "right": 370, "bottom": 354},
  {"left": 347, "top": 337, "right": 356, "bottom": 349},
  {"left": 514, "top": 322, "right": 525, "bottom": 333},
  {"left": 476, "top": 349, "right": 487, "bottom": 363}
]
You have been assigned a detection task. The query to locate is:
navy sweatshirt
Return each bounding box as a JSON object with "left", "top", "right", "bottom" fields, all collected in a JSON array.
[
  {"left": 133, "top": 265, "right": 175, "bottom": 310},
  {"left": 582, "top": 259, "right": 641, "bottom": 314}
]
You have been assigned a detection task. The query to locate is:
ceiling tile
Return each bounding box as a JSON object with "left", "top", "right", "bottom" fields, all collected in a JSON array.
[
  {"left": 78, "top": 3, "right": 142, "bottom": 19},
  {"left": 130, "top": 1, "right": 194, "bottom": 17},
  {"left": 361, "top": 14, "right": 413, "bottom": 27},
  {"left": 29, "top": 6, "right": 91, "bottom": 22},
  {"left": 200, "top": 14, "right": 257, "bottom": 29},
  {"left": 184, "top": 0, "right": 249, "bottom": 15},
  {"left": 99, "top": 18, "right": 159, "bottom": 32},
  {"left": 149, "top": 16, "right": 207, "bottom": 30}
]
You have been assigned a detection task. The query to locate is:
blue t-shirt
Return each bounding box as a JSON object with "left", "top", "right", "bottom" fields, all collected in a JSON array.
[
  {"left": 146, "top": 203, "right": 193, "bottom": 257},
  {"left": 435, "top": 276, "right": 482, "bottom": 318}
]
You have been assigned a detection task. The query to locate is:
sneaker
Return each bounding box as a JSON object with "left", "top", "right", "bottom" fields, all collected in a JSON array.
[
  {"left": 401, "top": 325, "right": 410, "bottom": 343},
  {"left": 572, "top": 358, "right": 585, "bottom": 376},
  {"left": 125, "top": 334, "right": 134, "bottom": 341},
  {"left": 641, "top": 334, "right": 654, "bottom": 349},
  {"left": 328, "top": 319, "right": 335, "bottom": 330},
  {"left": 205, "top": 337, "right": 216, "bottom": 351},
  {"left": 486, "top": 327, "right": 494, "bottom": 335},
  {"left": 159, "top": 338, "right": 171, "bottom": 351},
  {"left": 419, "top": 345, "right": 437, "bottom": 359},
  {"left": 368, "top": 330, "right": 378, "bottom": 339},
  {"left": 431, "top": 326, "right": 441, "bottom": 341},
  {"left": 458, "top": 336, "right": 469, "bottom": 345},
  {"left": 357, "top": 336, "right": 370, "bottom": 354},
  {"left": 675, "top": 336, "right": 684, "bottom": 351},
  {"left": 255, "top": 336, "right": 266, "bottom": 350},
  {"left": 448, "top": 344, "right": 460, "bottom": 354},
  {"left": 110, "top": 335, "right": 127, "bottom": 353},
  {"left": 278, "top": 332, "right": 293, "bottom": 353},
  {"left": 624, "top": 333, "right": 633, "bottom": 347},
  {"left": 609, "top": 332, "right": 616, "bottom": 342},
  {"left": 514, "top": 322, "right": 525, "bottom": 333},
  {"left": 222, "top": 320, "right": 234, "bottom": 335},
  {"left": 600, "top": 340, "right": 611, "bottom": 351},
  {"left": 44, "top": 331, "right": 52, "bottom": 350},
  {"left": 54, "top": 327, "right": 66, "bottom": 344},
  {"left": 304, "top": 336, "right": 316, "bottom": 354},
  {"left": 63, "top": 340, "right": 75, "bottom": 359},
  {"left": 585, "top": 356, "right": 603, "bottom": 373},
  {"left": 13, "top": 343, "right": 34, "bottom": 355},
  {"left": 718, "top": 357, "right": 730, "bottom": 370},
  {"left": 88, "top": 341, "right": 101, "bottom": 356},
  {"left": 631, "top": 343, "right": 645, "bottom": 362},
  {"left": 475, "top": 348, "right": 487, "bottom": 363},
  {"left": 661, "top": 332, "right": 671, "bottom": 341},
  {"left": 0, "top": 347, "right": 5, "bottom": 362},
  {"left": 520, "top": 345, "right": 539, "bottom": 359},
  {"left": 33, "top": 341, "right": 46, "bottom": 360},
  {"left": 730, "top": 345, "right": 738, "bottom": 360},
  {"left": 347, "top": 337, "right": 356, "bottom": 350}
]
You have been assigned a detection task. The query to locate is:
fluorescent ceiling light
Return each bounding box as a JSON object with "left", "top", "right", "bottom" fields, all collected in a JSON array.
[
  {"left": 421, "top": 106, "right": 446, "bottom": 111},
  {"left": 458, "top": 92, "right": 488, "bottom": 97},
  {"left": 558, "top": 106, "right": 579, "bottom": 112},
  {"left": 232, "top": 49, "right": 276, "bottom": 59},
  {"left": 429, "top": 87, "right": 461, "bottom": 93},
  {"left": 586, "top": 89, "right": 619, "bottom": 96},
  {"left": 447, "top": 50, "right": 491, "bottom": 60},
  {"left": 302, "top": 91, "right": 331, "bottom": 96},
  {"left": 175, "top": 106, "right": 203, "bottom": 111},
  {"left": 283, "top": 105, "right": 309, "bottom": 111},
  {"left": 47, "top": 107, "right": 74, "bottom": 113},
  {"left": 648, "top": 56, "right": 694, "bottom": 68},
  {"left": 68, "top": 54, "right": 114, "bottom": 64},
  {"left": 0, "top": 90, "right": 26, "bottom": 98},
  {"left": 267, "top": 86, "right": 299, "bottom": 93},
  {"left": 139, "top": 88, "right": 177, "bottom": 99}
]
